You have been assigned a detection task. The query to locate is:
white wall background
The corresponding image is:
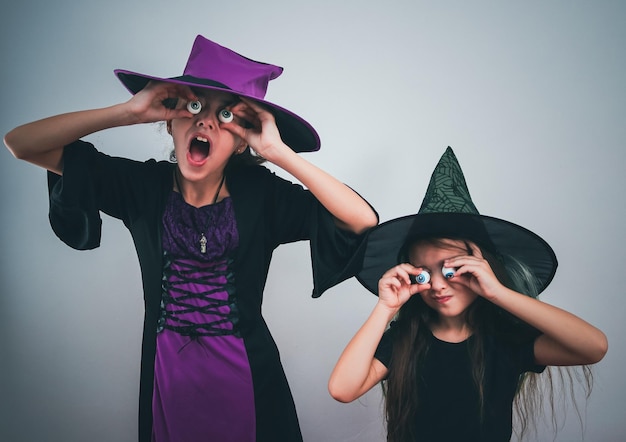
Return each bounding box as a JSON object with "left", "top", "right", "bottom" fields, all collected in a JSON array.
[{"left": 1, "top": 1, "right": 624, "bottom": 441}]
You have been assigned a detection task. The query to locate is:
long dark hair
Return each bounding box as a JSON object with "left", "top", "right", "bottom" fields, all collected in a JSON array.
[{"left": 381, "top": 238, "right": 593, "bottom": 442}]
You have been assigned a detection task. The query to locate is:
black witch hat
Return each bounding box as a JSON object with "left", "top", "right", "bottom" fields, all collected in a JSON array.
[{"left": 357, "top": 147, "right": 558, "bottom": 296}]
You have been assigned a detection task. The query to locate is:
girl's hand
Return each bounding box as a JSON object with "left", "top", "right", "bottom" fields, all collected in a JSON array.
[
  {"left": 377, "top": 264, "right": 427, "bottom": 313},
  {"left": 444, "top": 243, "right": 506, "bottom": 301},
  {"left": 221, "top": 97, "right": 288, "bottom": 160},
  {"left": 125, "top": 81, "right": 198, "bottom": 124}
]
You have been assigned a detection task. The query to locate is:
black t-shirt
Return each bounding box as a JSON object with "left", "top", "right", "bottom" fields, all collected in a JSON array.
[{"left": 375, "top": 324, "right": 545, "bottom": 441}]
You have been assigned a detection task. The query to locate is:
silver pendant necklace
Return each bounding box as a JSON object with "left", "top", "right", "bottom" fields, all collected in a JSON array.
[{"left": 174, "top": 169, "right": 226, "bottom": 254}]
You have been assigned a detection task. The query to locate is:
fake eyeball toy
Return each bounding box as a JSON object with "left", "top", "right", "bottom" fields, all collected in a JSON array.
[
  {"left": 218, "top": 108, "right": 234, "bottom": 123},
  {"left": 413, "top": 270, "right": 431, "bottom": 285},
  {"left": 187, "top": 100, "right": 202, "bottom": 114},
  {"left": 442, "top": 266, "right": 456, "bottom": 279}
]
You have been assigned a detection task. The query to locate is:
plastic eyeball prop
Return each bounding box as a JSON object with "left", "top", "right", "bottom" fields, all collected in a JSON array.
[
  {"left": 187, "top": 100, "right": 202, "bottom": 114},
  {"left": 442, "top": 266, "right": 456, "bottom": 279},
  {"left": 412, "top": 270, "right": 431, "bottom": 285},
  {"left": 218, "top": 108, "right": 234, "bottom": 123}
]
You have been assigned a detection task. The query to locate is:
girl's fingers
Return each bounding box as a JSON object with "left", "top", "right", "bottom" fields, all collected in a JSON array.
[
  {"left": 144, "top": 81, "right": 196, "bottom": 103},
  {"left": 237, "top": 97, "right": 276, "bottom": 125},
  {"left": 238, "top": 96, "right": 268, "bottom": 113},
  {"left": 384, "top": 263, "right": 428, "bottom": 287},
  {"left": 221, "top": 100, "right": 264, "bottom": 132}
]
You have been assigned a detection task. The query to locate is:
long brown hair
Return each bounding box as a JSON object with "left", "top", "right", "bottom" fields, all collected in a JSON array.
[{"left": 381, "top": 238, "right": 593, "bottom": 442}]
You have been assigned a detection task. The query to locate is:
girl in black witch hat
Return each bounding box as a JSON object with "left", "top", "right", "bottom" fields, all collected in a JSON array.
[{"left": 328, "top": 147, "right": 607, "bottom": 441}]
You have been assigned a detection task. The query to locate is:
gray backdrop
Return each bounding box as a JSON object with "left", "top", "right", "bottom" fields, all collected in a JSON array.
[{"left": 1, "top": 1, "right": 624, "bottom": 441}]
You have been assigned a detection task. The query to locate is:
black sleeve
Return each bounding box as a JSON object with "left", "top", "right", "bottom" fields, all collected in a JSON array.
[
  {"left": 47, "top": 140, "right": 168, "bottom": 250},
  {"left": 309, "top": 203, "right": 373, "bottom": 298},
  {"left": 517, "top": 336, "right": 546, "bottom": 374},
  {"left": 47, "top": 141, "right": 105, "bottom": 250},
  {"left": 245, "top": 165, "right": 377, "bottom": 298}
]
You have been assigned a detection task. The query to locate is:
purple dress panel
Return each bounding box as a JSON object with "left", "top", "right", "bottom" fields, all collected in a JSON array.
[{"left": 152, "top": 192, "right": 255, "bottom": 442}]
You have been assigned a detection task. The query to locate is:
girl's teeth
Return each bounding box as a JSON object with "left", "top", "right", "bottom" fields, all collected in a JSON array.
[{"left": 196, "top": 136, "right": 208, "bottom": 142}]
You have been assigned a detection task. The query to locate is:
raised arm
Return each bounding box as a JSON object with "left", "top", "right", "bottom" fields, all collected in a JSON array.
[
  {"left": 495, "top": 289, "right": 607, "bottom": 366},
  {"left": 445, "top": 244, "right": 608, "bottom": 366},
  {"left": 268, "top": 148, "right": 377, "bottom": 234},
  {"left": 328, "top": 264, "right": 424, "bottom": 402},
  {"left": 4, "top": 82, "right": 197, "bottom": 174},
  {"left": 224, "top": 98, "right": 378, "bottom": 234}
]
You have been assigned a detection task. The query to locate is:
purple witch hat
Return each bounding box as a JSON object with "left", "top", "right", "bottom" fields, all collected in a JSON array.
[{"left": 115, "top": 35, "right": 320, "bottom": 152}]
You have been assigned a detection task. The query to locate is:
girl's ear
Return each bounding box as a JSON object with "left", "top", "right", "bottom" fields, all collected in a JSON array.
[{"left": 236, "top": 143, "right": 248, "bottom": 154}]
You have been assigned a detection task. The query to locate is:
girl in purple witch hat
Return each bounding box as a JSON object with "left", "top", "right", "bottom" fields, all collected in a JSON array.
[
  {"left": 328, "top": 148, "right": 607, "bottom": 441},
  {"left": 4, "top": 35, "right": 378, "bottom": 442}
]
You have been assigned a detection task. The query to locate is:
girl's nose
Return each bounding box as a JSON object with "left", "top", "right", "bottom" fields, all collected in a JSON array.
[
  {"left": 195, "top": 110, "right": 217, "bottom": 129},
  {"left": 429, "top": 272, "right": 450, "bottom": 291}
]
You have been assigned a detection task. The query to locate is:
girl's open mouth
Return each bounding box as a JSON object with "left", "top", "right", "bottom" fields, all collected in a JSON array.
[{"left": 189, "top": 136, "right": 210, "bottom": 164}]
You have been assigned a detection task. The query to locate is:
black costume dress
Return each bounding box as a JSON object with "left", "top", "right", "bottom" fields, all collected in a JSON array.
[
  {"left": 375, "top": 325, "right": 545, "bottom": 442},
  {"left": 47, "top": 140, "right": 373, "bottom": 442}
]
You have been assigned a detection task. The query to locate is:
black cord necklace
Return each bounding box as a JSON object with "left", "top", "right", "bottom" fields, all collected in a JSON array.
[{"left": 173, "top": 168, "right": 226, "bottom": 254}]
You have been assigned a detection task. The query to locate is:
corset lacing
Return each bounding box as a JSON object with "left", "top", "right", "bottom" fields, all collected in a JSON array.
[{"left": 157, "top": 252, "right": 240, "bottom": 337}]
